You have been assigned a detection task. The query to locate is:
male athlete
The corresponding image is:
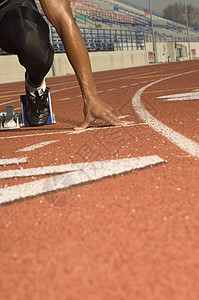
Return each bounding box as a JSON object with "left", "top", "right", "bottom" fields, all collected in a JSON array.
[{"left": 0, "top": 0, "right": 127, "bottom": 129}]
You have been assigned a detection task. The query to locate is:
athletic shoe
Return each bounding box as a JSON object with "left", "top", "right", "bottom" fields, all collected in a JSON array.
[{"left": 25, "top": 87, "right": 50, "bottom": 126}]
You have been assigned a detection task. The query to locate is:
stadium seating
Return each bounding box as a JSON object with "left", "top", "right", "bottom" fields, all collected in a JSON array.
[{"left": 1, "top": 0, "right": 199, "bottom": 55}]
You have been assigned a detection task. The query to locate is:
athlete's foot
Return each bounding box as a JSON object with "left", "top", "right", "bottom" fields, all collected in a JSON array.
[{"left": 25, "top": 87, "right": 50, "bottom": 126}]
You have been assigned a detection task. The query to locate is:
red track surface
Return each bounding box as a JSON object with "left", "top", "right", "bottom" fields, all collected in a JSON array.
[{"left": 1, "top": 60, "right": 199, "bottom": 299}]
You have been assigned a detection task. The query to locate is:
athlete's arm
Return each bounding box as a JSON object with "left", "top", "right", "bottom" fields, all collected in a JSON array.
[{"left": 39, "top": 0, "right": 128, "bottom": 129}]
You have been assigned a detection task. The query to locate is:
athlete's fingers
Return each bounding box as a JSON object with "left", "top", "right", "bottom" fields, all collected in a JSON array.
[
  {"left": 98, "top": 109, "right": 130, "bottom": 126},
  {"left": 74, "top": 110, "right": 132, "bottom": 130},
  {"left": 74, "top": 99, "right": 132, "bottom": 130},
  {"left": 74, "top": 114, "right": 96, "bottom": 131}
]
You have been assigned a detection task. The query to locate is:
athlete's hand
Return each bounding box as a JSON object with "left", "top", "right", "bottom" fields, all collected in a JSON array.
[{"left": 74, "top": 95, "right": 130, "bottom": 130}]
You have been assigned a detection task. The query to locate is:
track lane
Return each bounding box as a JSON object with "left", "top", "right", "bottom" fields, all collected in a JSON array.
[{"left": 0, "top": 60, "right": 199, "bottom": 300}]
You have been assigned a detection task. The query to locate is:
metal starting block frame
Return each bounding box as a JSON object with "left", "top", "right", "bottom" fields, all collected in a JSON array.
[
  {"left": 0, "top": 106, "right": 21, "bottom": 130},
  {"left": 0, "top": 93, "right": 56, "bottom": 130}
]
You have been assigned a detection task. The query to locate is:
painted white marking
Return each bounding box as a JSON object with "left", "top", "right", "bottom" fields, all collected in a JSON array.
[
  {"left": 0, "top": 157, "right": 27, "bottom": 166},
  {"left": 92, "top": 70, "right": 161, "bottom": 85},
  {"left": 0, "top": 89, "right": 23, "bottom": 95},
  {"left": 0, "top": 122, "right": 147, "bottom": 140},
  {"left": 164, "top": 97, "right": 199, "bottom": 102},
  {"left": 51, "top": 85, "right": 79, "bottom": 94},
  {"left": 120, "top": 86, "right": 128, "bottom": 89},
  {"left": 57, "top": 98, "right": 71, "bottom": 101},
  {"left": 0, "top": 99, "right": 19, "bottom": 106},
  {"left": 132, "top": 70, "right": 199, "bottom": 158},
  {"left": 49, "top": 80, "right": 78, "bottom": 88},
  {"left": 71, "top": 122, "right": 139, "bottom": 134},
  {"left": 118, "top": 115, "right": 130, "bottom": 119},
  {"left": 1, "top": 152, "right": 157, "bottom": 179},
  {"left": 107, "top": 88, "right": 116, "bottom": 91},
  {"left": 16, "top": 140, "right": 58, "bottom": 152},
  {"left": 157, "top": 93, "right": 197, "bottom": 99},
  {"left": 48, "top": 72, "right": 138, "bottom": 91},
  {"left": 0, "top": 155, "right": 164, "bottom": 204},
  {"left": 158, "top": 92, "right": 199, "bottom": 102},
  {"left": 145, "top": 87, "right": 199, "bottom": 94}
]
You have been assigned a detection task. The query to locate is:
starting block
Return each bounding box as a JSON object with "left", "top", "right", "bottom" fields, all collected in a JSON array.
[
  {"left": 0, "top": 93, "right": 56, "bottom": 130},
  {"left": 0, "top": 105, "right": 21, "bottom": 130}
]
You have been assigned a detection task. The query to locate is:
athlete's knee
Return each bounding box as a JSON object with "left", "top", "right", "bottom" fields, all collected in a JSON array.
[
  {"left": 37, "top": 43, "right": 54, "bottom": 72},
  {"left": 31, "top": 43, "right": 53, "bottom": 68},
  {"left": 20, "top": 34, "right": 54, "bottom": 68}
]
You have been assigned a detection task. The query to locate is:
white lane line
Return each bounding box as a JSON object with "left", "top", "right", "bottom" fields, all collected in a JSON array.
[
  {"left": 48, "top": 81, "right": 78, "bottom": 88},
  {"left": 16, "top": 140, "right": 58, "bottom": 152},
  {"left": 158, "top": 92, "right": 199, "bottom": 99},
  {"left": 57, "top": 98, "right": 71, "bottom": 101},
  {"left": 158, "top": 92, "right": 199, "bottom": 101},
  {"left": 46, "top": 71, "right": 149, "bottom": 90},
  {"left": 118, "top": 115, "right": 130, "bottom": 119},
  {"left": 0, "top": 163, "right": 76, "bottom": 179},
  {"left": 145, "top": 87, "right": 199, "bottom": 94},
  {"left": 0, "top": 155, "right": 164, "bottom": 179},
  {"left": 164, "top": 97, "right": 199, "bottom": 102},
  {"left": 0, "top": 89, "right": 24, "bottom": 95},
  {"left": 35, "top": 69, "right": 160, "bottom": 89},
  {"left": 96, "top": 70, "right": 160, "bottom": 84},
  {"left": 96, "top": 68, "right": 192, "bottom": 84},
  {"left": 132, "top": 70, "right": 199, "bottom": 158},
  {"left": 0, "top": 99, "right": 19, "bottom": 106},
  {"left": 91, "top": 70, "right": 163, "bottom": 86},
  {"left": 0, "top": 122, "right": 146, "bottom": 140},
  {"left": 107, "top": 88, "right": 116, "bottom": 91},
  {"left": 0, "top": 157, "right": 27, "bottom": 166},
  {"left": 120, "top": 86, "right": 128, "bottom": 89},
  {"left": 51, "top": 85, "right": 79, "bottom": 94},
  {"left": 67, "top": 122, "right": 140, "bottom": 134},
  {"left": 0, "top": 155, "right": 164, "bottom": 204}
]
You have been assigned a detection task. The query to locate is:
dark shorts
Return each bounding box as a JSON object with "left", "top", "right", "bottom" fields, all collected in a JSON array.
[
  {"left": 0, "top": 0, "right": 54, "bottom": 85},
  {"left": 0, "top": 0, "right": 38, "bottom": 22}
]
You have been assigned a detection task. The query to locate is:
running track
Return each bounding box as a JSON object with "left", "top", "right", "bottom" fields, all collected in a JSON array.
[{"left": 1, "top": 60, "right": 199, "bottom": 299}]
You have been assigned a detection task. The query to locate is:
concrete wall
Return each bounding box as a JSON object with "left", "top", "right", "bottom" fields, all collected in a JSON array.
[
  {"left": 0, "top": 55, "right": 25, "bottom": 84},
  {"left": 146, "top": 41, "right": 178, "bottom": 63},
  {"left": 0, "top": 50, "right": 148, "bottom": 84},
  {"left": 177, "top": 42, "right": 199, "bottom": 60},
  {"left": 146, "top": 41, "right": 199, "bottom": 63},
  {"left": 1, "top": 42, "right": 198, "bottom": 83}
]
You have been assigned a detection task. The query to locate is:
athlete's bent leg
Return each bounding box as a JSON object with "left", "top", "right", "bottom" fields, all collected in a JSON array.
[
  {"left": 0, "top": 4, "right": 54, "bottom": 126},
  {"left": 0, "top": 5, "right": 54, "bottom": 86}
]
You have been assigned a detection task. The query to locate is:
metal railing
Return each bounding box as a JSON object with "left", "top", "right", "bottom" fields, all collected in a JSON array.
[{"left": 50, "top": 26, "right": 146, "bottom": 52}]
